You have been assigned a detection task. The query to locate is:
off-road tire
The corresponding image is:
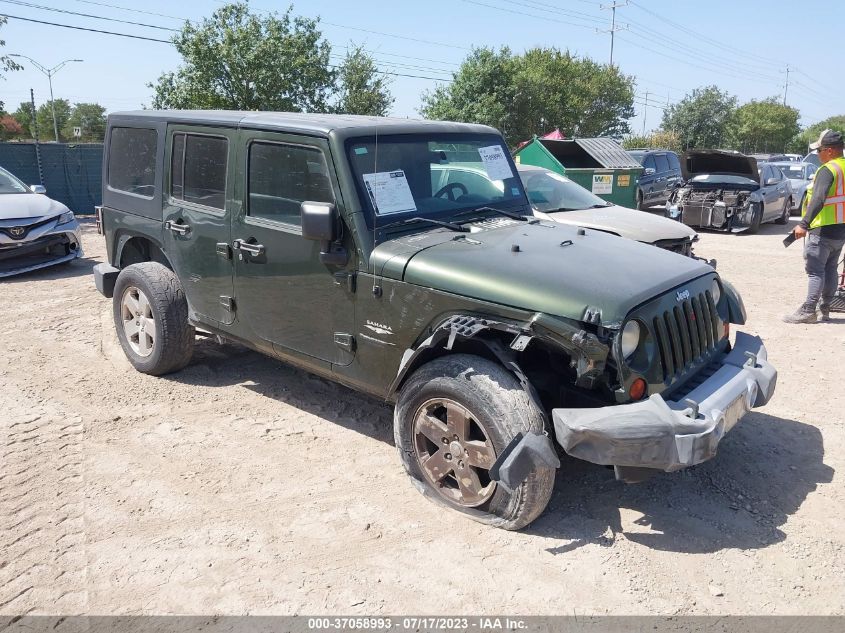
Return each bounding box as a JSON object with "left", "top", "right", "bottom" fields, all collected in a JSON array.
[
  {"left": 112, "top": 262, "right": 194, "bottom": 375},
  {"left": 776, "top": 197, "right": 791, "bottom": 224},
  {"left": 394, "top": 354, "right": 555, "bottom": 530}
]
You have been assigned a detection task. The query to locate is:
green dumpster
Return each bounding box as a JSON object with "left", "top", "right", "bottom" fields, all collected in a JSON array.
[{"left": 514, "top": 136, "right": 643, "bottom": 208}]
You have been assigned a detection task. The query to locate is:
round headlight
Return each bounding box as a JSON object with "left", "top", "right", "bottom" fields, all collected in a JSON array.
[
  {"left": 711, "top": 279, "right": 721, "bottom": 304},
  {"left": 620, "top": 320, "right": 641, "bottom": 359}
]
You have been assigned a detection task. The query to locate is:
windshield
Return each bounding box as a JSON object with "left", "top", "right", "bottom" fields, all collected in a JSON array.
[
  {"left": 519, "top": 168, "right": 610, "bottom": 212},
  {"left": 778, "top": 164, "right": 806, "bottom": 179},
  {"left": 346, "top": 133, "right": 527, "bottom": 225},
  {"left": 0, "top": 167, "right": 29, "bottom": 194}
]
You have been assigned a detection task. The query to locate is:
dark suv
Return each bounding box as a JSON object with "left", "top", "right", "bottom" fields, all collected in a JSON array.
[
  {"left": 628, "top": 149, "right": 683, "bottom": 210},
  {"left": 93, "top": 111, "right": 776, "bottom": 530}
]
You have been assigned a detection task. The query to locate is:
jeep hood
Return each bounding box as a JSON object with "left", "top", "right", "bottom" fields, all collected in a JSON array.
[
  {"left": 536, "top": 204, "right": 696, "bottom": 244},
  {"left": 372, "top": 220, "right": 713, "bottom": 327},
  {"left": 681, "top": 150, "right": 758, "bottom": 181}
]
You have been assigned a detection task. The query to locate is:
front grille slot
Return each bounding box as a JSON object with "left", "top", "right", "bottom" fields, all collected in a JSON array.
[{"left": 653, "top": 290, "right": 721, "bottom": 383}]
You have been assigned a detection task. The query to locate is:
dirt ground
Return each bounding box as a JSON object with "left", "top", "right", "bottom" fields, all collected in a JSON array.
[{"left": 1, "top": 216, "right": 844, "bottom": 616}]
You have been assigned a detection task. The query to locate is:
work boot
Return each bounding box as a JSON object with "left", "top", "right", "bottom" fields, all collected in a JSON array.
[
  {"left": 819, "top": 305, "right": 831, "bottom": 322},
  {"left": 782, "top": 308, "right": 817, "bottom": 324}
]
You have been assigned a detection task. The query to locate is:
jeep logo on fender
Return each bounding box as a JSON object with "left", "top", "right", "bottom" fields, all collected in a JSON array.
[
  {"left": 676, "top": 289, "right": 690, "bottom": 302},
  {"left": 8, "top": 226, "right": 25, "bottom": 238}
]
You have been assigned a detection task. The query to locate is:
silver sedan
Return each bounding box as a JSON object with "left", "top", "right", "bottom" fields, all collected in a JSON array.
[{"left": 0, "top": 166, "right": 84, "bottom": 277}]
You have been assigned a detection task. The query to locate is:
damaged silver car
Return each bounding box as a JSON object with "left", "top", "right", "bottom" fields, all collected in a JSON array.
[
  {"left": 666, "top": 150, "right": 792, "bottom": 233},
  {"left": 0, "top": 166, "right": 84, "bottom": 277}
]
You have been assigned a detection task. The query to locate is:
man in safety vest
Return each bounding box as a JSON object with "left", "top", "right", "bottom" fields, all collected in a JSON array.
[{"left": 783, "top": 129, "right": 845, "bottom": 323}]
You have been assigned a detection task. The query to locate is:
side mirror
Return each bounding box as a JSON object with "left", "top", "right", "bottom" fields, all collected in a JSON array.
[
  {"left": 765, "top": 177, "right": 778, "bottom": 186},
  {"left": 300, "top": 201, "right": 347, "bottom": 266},
  {"left": 30, "top": 184, "right": 47, "bottom": 194},
  {"left": 644, "top": 168, "right": 656, "bottom": 176}
]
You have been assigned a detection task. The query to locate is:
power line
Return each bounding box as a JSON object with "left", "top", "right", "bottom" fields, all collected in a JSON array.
[
  {"left": 69, "top": 0, "right": 186, "bottom": 22},
  {"left": 458, "top": 0, "right": 599, "bottom": 31},
  {"left": 0, "top": 0, "right": 179, "bottom": 30}
]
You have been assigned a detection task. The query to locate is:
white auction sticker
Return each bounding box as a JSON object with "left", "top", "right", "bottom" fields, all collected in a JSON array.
[
  {"left": 591, "top": 174, "right": 613, "bottom": 195},
  {"left": 478, "top": 145, "right": 514, "bottom": 181},
  {"left": 362, "top": 170, "right": 417, "bottom": 215}
]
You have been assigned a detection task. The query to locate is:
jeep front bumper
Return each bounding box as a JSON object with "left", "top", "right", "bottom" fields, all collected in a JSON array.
[
  {"left": 553, "top": 332, "right": 776, "bottom": 473},
  {"left": 490, "top": 332, "right": 776, "bottom": 489}
]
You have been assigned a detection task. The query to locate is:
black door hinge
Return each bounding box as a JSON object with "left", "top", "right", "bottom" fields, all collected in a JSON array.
[
  {"left": 334, "top": 332, "right": 356, "bottom": 352},
  {"left": 219, "top": 296, "right": 235, "bottom": 312},
  {"left": 333, "top": 271, "right": 356, "bottom": 293}
]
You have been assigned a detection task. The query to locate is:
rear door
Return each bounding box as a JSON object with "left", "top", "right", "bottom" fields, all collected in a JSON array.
[
  {"left": 162, "top": 126, "right": 236, "bottom": 325},
  {"left": 653, "top": 153, "right": 672, "bottom": 203},
  {"left": 231, "top": 130, "right": 356, "bottom": 366}
]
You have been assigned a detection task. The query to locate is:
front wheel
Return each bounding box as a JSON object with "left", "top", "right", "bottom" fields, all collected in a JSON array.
[
  {"left": 112, "top": 262, "right": 194, "bottom": 375},
  {"left": 776, "top": 197, "right": 791, "bottom": 224},
  {"left": 745, "top": 203, "right": 763, "bottom": 234},
  {"left": 394, "top": 354, "right": 555, "bottom": 530}
]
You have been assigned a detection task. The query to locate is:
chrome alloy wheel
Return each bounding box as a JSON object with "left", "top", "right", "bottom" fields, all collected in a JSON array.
[
  {"left": 412, "top": 398, "right": 498, "bottom": 507},
  {"left": 120, "top": 286, "right": 156, "bottom": 357}
]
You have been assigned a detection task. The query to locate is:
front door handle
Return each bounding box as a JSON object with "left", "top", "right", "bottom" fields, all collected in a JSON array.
[
  {"left": 165, "top": 220, "right": 190, "bottom": 235},
  {"left": 233, "top": 239, "right": 265, "bottom": 256}
]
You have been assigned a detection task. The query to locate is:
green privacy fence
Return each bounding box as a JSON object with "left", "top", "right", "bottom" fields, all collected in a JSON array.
[{"left": 0, "top": 142, "right": 103, "bottom": 215}]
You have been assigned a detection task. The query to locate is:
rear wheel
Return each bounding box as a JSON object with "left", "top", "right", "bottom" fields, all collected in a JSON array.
[
  {"left": 636, "top": 190, "right": 644, "bottom": 210},
  {"left": 394, "top": 354, "right": 555, "bottom": 530},
  {"left": 112, "top": 262, "right": 194, "bottom": 375}
]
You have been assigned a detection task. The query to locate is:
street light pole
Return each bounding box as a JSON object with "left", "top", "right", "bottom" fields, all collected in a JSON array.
[{"left": 10, "top": 55, "right": 83, "bottom": 143}]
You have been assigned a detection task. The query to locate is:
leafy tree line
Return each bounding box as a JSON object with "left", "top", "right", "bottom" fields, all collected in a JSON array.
[
  {"left": 1, "top": 100, "right": 106, "bottom": 142},
  {"left": 622, "top": 85, "right": 835, "bottom": 156}
]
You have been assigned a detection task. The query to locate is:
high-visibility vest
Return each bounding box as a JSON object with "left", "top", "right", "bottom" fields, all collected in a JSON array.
[{"left": 809, "top": 156, "right": 845, "bottom": 228}]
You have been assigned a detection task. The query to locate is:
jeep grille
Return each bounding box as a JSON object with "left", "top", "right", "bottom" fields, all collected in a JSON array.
[{"left": 651, "top": 290, "right": 720, "bottom": 381}]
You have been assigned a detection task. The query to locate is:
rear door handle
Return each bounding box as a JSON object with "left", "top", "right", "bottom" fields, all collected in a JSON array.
[
  {"left": 233, "top": 239, "right": 265, "bottom": 256},
  {"left": 165, "top": 220, "right": 190, "bottom": 235}
]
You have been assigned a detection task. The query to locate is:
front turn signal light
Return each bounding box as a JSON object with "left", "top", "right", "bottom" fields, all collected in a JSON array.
[{"left": 629, "top": 378, "right": 647, "bottom": 401}]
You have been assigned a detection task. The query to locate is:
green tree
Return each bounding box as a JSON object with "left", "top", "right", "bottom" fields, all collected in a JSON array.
[
  {"left": 420, "top": 47, "right": 635, "bottom": 146},
  {"left": 787, "top": 115, "right": 845, "bottom": 154},
  {"left": 726, "top": 98, "right": 800, "bottom": 153},
  {"left": 36, "top": 99, "right": 72, "bottom": 142},
  {"left": 334, "top": 45, "right": 393, "bottom": 116},
  {"left": 660, "top": 86, "right": 737, "bottom": 149},
  {"left": 62, "top": 102, "right": 107, "bottom": 142},
  {"left": 11, "top": 101, "right": 34, "bottom": 138},
  {"left": 0, "top": 17, "right": 23, "bottom": 111},
  {"left": 150, "top": 2, "right": 335, "bottom": 112}
]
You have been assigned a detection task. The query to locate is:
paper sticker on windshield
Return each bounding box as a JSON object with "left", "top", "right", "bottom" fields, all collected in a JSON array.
[
  {"left": 478, "top": 145, "right": 513, "bottom": 181},
  {"left": 362, "top": 170, "right": 417, "bottom": 215}
]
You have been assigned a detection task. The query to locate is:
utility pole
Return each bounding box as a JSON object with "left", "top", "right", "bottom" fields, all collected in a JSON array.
[
  {"left": 598, "top": 1, "right": 628, "bottom": 66},
  {"left": 30, "top": 88, "right": 44, "bottom": 187},
  {"left": 642, "top": 90, "right": 648, "bottom": 135},
  {"left": 11, "top": 54, "right": 83, "bottom": 143},
  {"left": 782, "top": 64, "right": 790, "bottom": 106}
]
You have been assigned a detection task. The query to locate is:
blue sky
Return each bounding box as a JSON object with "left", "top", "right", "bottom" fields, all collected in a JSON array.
[{"left": 1, "top": 0, "right": 841, "bottom": 136}]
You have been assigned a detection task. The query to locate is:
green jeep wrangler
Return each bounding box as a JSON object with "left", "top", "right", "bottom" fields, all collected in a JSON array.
[{"left": 94, "top": 111, "right": 777, "bottom": 530}]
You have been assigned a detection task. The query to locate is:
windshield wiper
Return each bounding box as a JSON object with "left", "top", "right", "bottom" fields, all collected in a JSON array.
[
  {"left": 378, "top": 216, "right": 469, "bottom": 233},
  {"left": 452, "top": 206, "right": 529, "bottom": 222}
]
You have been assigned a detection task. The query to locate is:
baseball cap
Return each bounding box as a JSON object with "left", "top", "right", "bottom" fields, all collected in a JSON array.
[{"left": 809, "top": 128, "right": 844, "bottom": 150}]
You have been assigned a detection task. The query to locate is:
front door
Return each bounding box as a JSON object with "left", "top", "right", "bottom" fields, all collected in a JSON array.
[
  {"left": 231, "top": 131, "right": 356, "bottom": 366},
  {"left": 162, "top": 126, "right": 236, "bottom": 325}
]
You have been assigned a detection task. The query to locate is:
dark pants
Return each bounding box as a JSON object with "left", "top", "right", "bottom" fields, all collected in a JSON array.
[{"left": 803, "top": 232, "right": 845, "bottom": 312}]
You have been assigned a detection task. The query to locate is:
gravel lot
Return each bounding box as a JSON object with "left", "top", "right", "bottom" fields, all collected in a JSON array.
[{"left": 1, "top": 217, "right": 844, "bottom": 616}]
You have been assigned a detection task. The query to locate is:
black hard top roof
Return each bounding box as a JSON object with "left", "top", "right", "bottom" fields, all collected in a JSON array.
[{"left": 107, "top": 110, "right": 499, "bottom": 137}]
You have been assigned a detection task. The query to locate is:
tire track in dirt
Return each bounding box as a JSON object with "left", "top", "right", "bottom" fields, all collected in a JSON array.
[{"left": 0, "top": 388, "right": 88, "bottom": 614}]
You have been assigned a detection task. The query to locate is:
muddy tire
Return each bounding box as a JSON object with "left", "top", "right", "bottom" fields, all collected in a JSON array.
[
  {"left": 394, "top": 354, "right": 555, "bottom": 530},
  {"left": 112, "top": 262, "right": 194, "bottom": 376}
]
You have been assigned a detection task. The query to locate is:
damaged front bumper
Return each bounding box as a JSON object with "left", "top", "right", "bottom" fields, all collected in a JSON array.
[
  {"left": 554, "top": 332, "right": 775, "bottom": 474},
  {"left": 491, "top": 332, "right": 776, "bottom": 489}
]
